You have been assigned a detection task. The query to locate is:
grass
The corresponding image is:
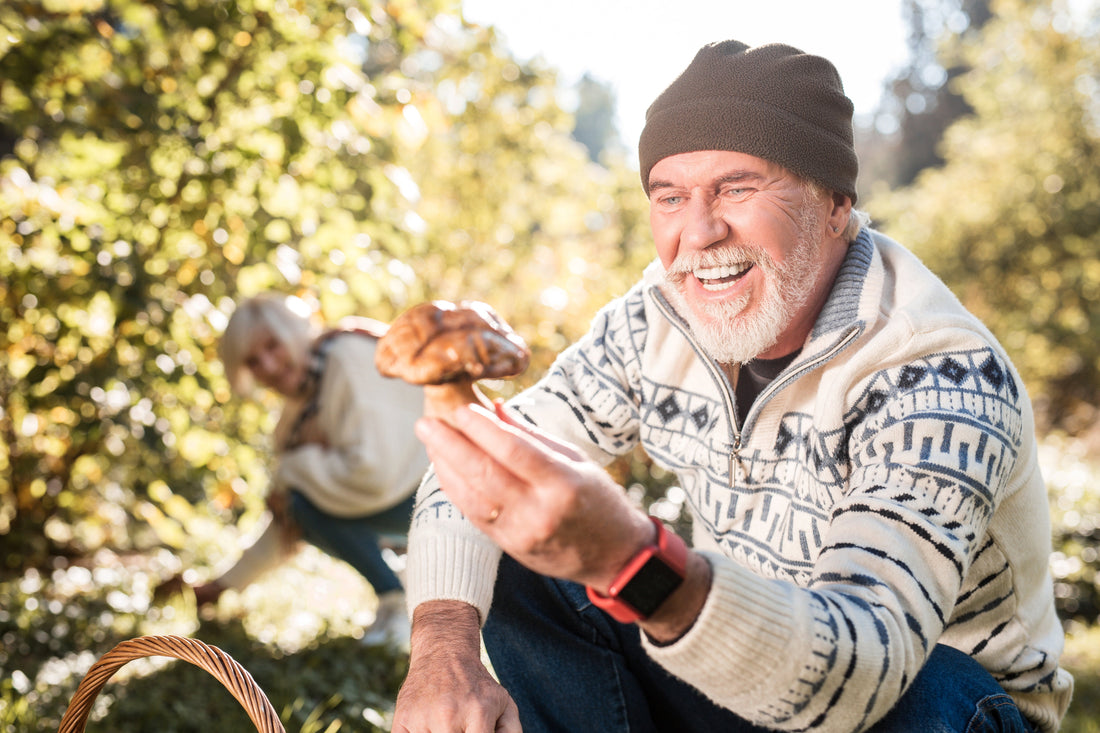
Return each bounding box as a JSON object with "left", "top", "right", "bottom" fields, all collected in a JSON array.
[{"left": 0, "top": 545, "right": 407, "bottom": 732}]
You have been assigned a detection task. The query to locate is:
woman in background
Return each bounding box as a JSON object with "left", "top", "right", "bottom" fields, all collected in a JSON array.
[{"left": 173, "top": 293, "right": 427, "bottom": 648}]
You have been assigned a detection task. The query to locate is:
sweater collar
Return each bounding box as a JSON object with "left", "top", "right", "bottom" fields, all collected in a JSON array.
[{"left": 809, "top": 227, "right": 877, "bottom": 340}]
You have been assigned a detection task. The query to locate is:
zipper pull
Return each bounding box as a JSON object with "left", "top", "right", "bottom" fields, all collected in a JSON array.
[{"left": 728, "top": 435, "right": 742, "bottom": 488}]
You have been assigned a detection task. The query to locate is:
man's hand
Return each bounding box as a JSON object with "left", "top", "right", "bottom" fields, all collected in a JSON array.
[
  {"left": 413, "top": 403, "right": 654, "bottom": 591},
  {"left": 393, "top": 600, "right": 521, "bottom": 733}
]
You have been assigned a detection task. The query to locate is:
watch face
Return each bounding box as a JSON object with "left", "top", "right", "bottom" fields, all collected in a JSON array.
[{"left": 617, "top": 554, "right": 684, "bottom": 617}]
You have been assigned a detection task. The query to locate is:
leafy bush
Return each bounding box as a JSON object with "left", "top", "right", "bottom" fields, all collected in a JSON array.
[
  {"left": 1042, "top": 434, "right": 1100, "bottom": 625},
  {"left": 1061, "top": 623, "right": 1100, "bottom": 733}
]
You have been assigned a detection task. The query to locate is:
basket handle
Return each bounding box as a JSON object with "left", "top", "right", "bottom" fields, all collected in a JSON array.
[{"left": 56, "top": 634, "right": 285, "bottom": 733}]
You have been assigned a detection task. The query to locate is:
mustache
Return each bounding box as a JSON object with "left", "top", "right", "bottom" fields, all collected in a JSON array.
[{"left": 663, "top": 246, "right": 773, "bottom": 284}]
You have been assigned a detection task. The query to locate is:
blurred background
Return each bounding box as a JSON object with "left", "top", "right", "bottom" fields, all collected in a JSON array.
[{"left": 2, "top": 0, "right": 1099, "bottom": 730}]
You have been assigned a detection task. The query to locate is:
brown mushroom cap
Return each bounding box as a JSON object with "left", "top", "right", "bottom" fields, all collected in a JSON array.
[{"left": 375, "top": 300, "right": 530, "bottom": 386}]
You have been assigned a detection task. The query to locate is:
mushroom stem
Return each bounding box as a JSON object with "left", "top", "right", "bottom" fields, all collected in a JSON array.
[{"left": 423, "top": 380, "right": 488, "bottom": 421}]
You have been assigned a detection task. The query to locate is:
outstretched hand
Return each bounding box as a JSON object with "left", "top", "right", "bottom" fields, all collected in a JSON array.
[
  {"left": 414, "top": 403, "right": 654, "bottom": 591},
  {"left": 400, "top": 405, "right": 714, "bottom": 733}
]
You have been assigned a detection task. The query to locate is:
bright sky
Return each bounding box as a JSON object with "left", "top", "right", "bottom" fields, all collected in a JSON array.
[{"left": 462, "top": 0, "right": 910, "bottom": 153}]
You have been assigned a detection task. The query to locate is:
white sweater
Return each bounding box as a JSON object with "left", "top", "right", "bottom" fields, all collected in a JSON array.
[
  {"left": 406, "top": 230, "right": 1073, "bottom": 732},
  {"left": 272, "top": 333, "right": 428, "bottom": 517}
]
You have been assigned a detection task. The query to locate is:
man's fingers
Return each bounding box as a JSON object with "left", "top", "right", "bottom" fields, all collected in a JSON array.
[
  {"left": 432, "top": 452, "right": 507, "bottom": 525},
  {"left": 416, "top": 416, "right": 524, "bottom": 523},
  {"left": 490, "top": 401, "right": 587, "bottom": 461},
  {"left": 496, "top": 698, "right": 523, "bottom": 732},
  {"left": 455, "top": 403, "right": 585, "bottom": 469}
]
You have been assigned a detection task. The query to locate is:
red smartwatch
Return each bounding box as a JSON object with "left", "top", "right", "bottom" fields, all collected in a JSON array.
[{"left": 586, "top": 516, "right": 689, "bottom": 623}]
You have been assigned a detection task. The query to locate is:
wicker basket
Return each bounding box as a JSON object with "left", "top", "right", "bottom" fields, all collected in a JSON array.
[{"left": 56, "top": 634, "right": 285, "bottom": 732}]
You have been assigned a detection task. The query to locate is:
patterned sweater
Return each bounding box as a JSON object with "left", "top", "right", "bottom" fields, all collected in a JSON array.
[{"left": 406, "top": 230, "right": 1073, "bottom": 732}]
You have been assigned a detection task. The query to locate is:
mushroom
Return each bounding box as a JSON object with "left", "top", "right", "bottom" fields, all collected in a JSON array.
[{"left": 375, "top": 300, "right": 531, "bottom": 419}]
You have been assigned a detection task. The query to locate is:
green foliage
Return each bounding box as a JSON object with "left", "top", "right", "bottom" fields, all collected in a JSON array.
[
  {"left": 1043, "top": 434, "right": 1100, "bottom": 623},
  {"left": 572, "top": 73, "right": 621, "bottom": 162},
  {"left": 0, "top": 0, "right": 428, "bottom": 572},
  {"left": 382, "top": 29, "right": 652, "bottom": 381},
  {"left": 871, "top": 0, "right": 1100, "bottom": 431},
  {"left": 858, "top": 0, "right": 992, "bottom": 194},
  {"left": 1062, "top": 623, "right": 1100, "bottom": 733},
  {"left": 0, "top": 0, "right": 653, "bottom": 577}
]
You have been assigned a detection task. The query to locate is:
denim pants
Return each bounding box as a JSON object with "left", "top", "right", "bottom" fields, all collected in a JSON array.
[
  {"left": 288, "top": 490, "right": 414, "bottom": 595},
  {"left": 482, "top": 554, "right": 1036, "bottom": 733}
]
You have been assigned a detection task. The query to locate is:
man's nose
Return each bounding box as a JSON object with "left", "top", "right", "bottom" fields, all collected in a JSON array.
[{"left": 680, "top": 197, "right": 728, "bottom": 251}]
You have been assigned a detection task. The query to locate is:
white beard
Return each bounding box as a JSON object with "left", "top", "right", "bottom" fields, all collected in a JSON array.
[{"left": 661, "top": 212, "right": 825, "bottom": 365}]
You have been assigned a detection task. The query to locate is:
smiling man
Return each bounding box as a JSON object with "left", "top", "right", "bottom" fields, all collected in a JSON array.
[
  {"left": 392, "top": 41, "right": 1073, "bottom": 733},
  {"left": 651, "top": 150, "right": 846, "bottom": 366}
]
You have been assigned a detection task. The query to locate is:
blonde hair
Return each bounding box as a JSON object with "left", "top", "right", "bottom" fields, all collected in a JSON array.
[{"left": 218, "top": 293, "right": 318, "bottom": 394}]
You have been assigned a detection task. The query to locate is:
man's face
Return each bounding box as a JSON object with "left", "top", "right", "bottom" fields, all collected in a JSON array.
[{"left": 648, "top": 150, "right": 848, "bottom": 363}]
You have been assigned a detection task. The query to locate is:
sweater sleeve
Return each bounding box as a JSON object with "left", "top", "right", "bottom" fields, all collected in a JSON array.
[
  {"left": 404, "top": 296, "right": 646, "bottom": 620},
  {"left": 273, "top": 335, "right": 429, "bottom": 518},
  {"left": 643, "top": 340, "right": 1036, "bottom": 732}
]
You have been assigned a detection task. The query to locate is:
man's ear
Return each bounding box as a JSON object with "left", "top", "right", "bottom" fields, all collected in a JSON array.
[{"left": 827, "top": 192, "right": 853, "bottom": 239}]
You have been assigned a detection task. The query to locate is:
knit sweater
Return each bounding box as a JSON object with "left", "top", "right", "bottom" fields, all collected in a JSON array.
[
  {"left": 216, "top": 333, "right": 427, "bottom": 591},
  {"left": 274, "top": 332, "right": 428, "bottom": 517},
  {"left": 406, "top": 230, "right": 1073, "bottom": 732}
]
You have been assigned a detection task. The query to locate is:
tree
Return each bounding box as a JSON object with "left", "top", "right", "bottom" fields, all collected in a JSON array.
[
  {"left": 0, "top": 0, "right": 436, "bottom": 573},
  {"left": 857, "top": 0, "right": 992, "bottom": 196},
  {"left": 571, "top": 73, "right": 621, "bottom": 163},
  {"left": 0, "top": 0, "right": 654, "bottom": 575},
  {"left": 397, "top": 39, "right": 651, "bottom": 372},
  {"left": 871, "top": 0, "right": 1100, "bottom": 432}
]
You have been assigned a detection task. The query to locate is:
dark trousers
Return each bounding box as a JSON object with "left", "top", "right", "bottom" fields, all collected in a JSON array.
[
  {"left": 482, "top": 554, "right": 1035, "bottom": 732},
  {"left": 289, "top": 490, "right": 413, "bottom": 595}
]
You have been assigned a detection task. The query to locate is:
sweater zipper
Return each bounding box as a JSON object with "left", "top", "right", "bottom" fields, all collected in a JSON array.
[
  {"left": 729, "top": 433, "right": 743, "bottom": 489},
  {"left": 649, "top": 293, "right": 743, "bottom": 487},
  {"left": 728, "top": 327, "right": 860, "bottom": 487},
  {"left": 651, "top": 293, "right": 866, "bottom": 487},
  {"left": 648, "top": 289, "right": 862, "bottom": 487}
]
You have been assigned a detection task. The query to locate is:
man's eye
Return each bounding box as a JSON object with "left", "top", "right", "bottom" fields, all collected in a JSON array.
[{"left": 658, "top": 195, "right": 684, "bottom": 206}]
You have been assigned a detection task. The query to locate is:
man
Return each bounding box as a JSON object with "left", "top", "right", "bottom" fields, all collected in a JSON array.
[{"left": 392, "top": 41, "right": 1073, "bottom": 732}]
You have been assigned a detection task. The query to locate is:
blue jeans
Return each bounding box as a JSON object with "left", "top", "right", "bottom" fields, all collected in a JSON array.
[
  {"left": 482, "top": 555, "right": 1036, "bottom": 733},
  {"left": 288, "top": 490, "right": 414, "bottom": 595}
]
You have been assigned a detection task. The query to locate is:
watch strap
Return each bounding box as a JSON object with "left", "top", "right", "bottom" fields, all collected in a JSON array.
[{"left": 586, "top": 516, "right": 688, "bottom": 623}]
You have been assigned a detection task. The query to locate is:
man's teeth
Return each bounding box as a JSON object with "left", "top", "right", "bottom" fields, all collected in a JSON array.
[{"left": 695, "top": 263, "right": 751, "bottom": 291}]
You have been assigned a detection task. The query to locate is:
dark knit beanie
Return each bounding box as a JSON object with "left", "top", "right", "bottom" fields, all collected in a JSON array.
[{"left": 638, "top": 40, "right": 858, "bottom": 203}]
